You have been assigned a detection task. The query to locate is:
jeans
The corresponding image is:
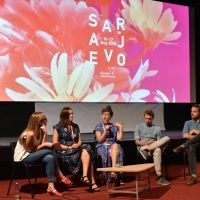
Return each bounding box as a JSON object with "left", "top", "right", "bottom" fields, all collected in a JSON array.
[
  {"left": 183, "top": 134, "right": 200, "bottom": 148},
  {"left": 187, "top": 143, "right": 199, "bottom": 176},
  {"left": 22, "top": 149, "right": 59, "bottom": 182}
]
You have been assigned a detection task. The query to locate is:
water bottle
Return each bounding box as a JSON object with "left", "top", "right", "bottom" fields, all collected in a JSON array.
[
  {"left": 14, "top": 182, "right": 20, "bottom": 200},
  {"left": 115, "top": 152, "right": 121, "bottom": 168}
]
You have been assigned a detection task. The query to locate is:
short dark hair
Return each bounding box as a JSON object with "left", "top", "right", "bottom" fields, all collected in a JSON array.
[
  {"left": 192, "top": 104, "right": 200, "bottom": 112},
  {"left": 144, "top": 110, "right": 154, "bottom": 119},
  {"left": 101, "top": 105, "right": 113, "bottom": 118}
]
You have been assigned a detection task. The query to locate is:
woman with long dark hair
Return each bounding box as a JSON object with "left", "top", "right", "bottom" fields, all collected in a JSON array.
[{"left": 53, "top": 107, "right": 100, "bottom": 192}]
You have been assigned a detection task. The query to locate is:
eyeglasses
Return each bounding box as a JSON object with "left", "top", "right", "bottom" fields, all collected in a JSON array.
[{"left": 40, "top": 118, "right": 47, "bottom": 121}]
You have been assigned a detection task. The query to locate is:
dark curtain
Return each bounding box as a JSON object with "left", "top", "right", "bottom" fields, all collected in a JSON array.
[{"left": 0, "top": 102, "right": 34, "bottom": 137}]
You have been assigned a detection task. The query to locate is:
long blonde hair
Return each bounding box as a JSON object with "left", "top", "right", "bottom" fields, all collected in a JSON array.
[{"left": 19, "top": 112, "right": 46, "bottom": 144}]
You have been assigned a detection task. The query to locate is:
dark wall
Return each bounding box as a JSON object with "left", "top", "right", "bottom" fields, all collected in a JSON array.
[
  {"left": 0, "top": 102, "right": 34, "bottom": 137},
  {"left": 164, "top": 103, "right": 193, "bottom": 130}
]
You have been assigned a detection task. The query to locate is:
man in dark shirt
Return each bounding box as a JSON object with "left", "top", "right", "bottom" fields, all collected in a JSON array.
[{"left": 173, "top": 104, "right": 200, "bottom": 186}]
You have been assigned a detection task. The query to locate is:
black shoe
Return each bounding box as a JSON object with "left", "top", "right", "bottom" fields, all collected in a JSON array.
[
  {"left": 90, "top": 183, "right": 100, "bottom": 192},
  {"left": 114, "top": 178, "right": 121, "bottom": 187},
  {"left": 80, "top": 176, "right": 91, "bottom": 186}
]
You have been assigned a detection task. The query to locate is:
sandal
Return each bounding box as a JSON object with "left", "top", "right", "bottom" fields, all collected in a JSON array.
[
  {"left": 110, "top": 172, "right": 117, "bottom": 180},
  {"left": 47, "top": 188, "right": 63, "bottom": 197},
  {"left": 56, "top": 176, "right": 73, "bottom": 187},
  {"left": 80, "top": 176, "right": 91, "bottom": 186},
  {"left": 62, "top": 177, "right": 73, "bottom": 187},
  {"left": 90, "top": 183, "right": 100, "bottom": 192}
]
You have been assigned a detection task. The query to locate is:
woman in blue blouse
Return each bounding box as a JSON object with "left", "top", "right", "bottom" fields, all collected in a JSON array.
[
  {"left": 94, "top": 105, "right": 124, "bottom": 181},
  {"left": 53, "top": 107, "right": 100, "bottom": 192}
]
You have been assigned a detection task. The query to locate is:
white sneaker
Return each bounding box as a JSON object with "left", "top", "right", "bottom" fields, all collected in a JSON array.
[{"left": 139, "top": 150, "right": 148, "bottom": 160}]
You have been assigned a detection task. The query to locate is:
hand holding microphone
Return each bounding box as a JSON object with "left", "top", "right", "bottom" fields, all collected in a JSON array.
[{"left": 103, "top": 122, "right": 110, "bottom": 130}]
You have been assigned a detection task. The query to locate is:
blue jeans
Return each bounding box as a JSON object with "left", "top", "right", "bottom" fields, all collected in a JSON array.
[{"left": 22, "top": 149, "right": 59, "bottom": 182}]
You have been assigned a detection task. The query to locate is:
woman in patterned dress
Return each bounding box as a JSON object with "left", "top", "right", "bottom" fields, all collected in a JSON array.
[
  {"left": 53, "top": 107, "right": 100, "bottom": 192},
  {"left": 94, "top": 105, "right": 124, "bottom": 181}
]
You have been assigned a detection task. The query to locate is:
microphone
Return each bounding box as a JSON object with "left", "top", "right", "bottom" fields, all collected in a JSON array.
[
  {"left": 147, "top": 123, "right": 154, "bottom": 127},
  {"left": 103, "top": 122, "right": 111, "bottom": 131}
]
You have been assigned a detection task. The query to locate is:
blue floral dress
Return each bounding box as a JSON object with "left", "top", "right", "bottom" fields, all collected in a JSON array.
[
  {"left": 94, "top": 122, "right": 124, "bottom": 179},
  {"left": 53, "top": 123, "right": 95, "bottom": 174}
]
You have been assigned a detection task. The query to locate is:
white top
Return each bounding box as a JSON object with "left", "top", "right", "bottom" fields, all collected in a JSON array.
[{"left": 14, "top": 132, "right": 29, "bottom": 162}]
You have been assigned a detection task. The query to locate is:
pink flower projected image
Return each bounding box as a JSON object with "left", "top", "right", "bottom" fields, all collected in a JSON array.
[{"left": 0, "top": 0, "right": 190, "bottom": 102}]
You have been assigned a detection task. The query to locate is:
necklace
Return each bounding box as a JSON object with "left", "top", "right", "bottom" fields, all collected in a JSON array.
[{"left": 70, "top": 125, "right": 74, "bottom": 140}]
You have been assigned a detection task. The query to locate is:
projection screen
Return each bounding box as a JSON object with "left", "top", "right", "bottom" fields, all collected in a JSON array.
[{"left": 0, "top": 0, "right": 191, "bottom": 102}]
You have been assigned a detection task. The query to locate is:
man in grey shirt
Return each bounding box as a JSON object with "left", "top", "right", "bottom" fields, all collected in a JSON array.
[
  {"left": 134, "top": 110, "right": 170, "bottom": 186},
  {"left": 173, "top": 104, "right": 200, "bottom": 186}
]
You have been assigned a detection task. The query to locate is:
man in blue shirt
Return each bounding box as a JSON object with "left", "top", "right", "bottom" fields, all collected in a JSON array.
[
  {"left": 173, "top": 104, "right": 200, "bottom": 186},
  {"left": 134, "top": 110, "right": 170, "bottom": 185}
]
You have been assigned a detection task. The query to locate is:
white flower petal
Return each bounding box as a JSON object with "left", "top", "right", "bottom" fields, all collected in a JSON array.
[
  {"left": 82, "top": 83, "right": 114, "bottom": 102},
  {"left": 16, "top": 77, "right": 54, "bottom": 101},
  {"left": 131, "top": 62, "right": 144, "bottom": 88},
  {"left": 172, "top": 88, "right": 175, "bottom": 102},
  {"left": 5, "top": 88, "right": 34, "bottom": 101},
  {"left": 101, "top": 94, "right": 118, "bottom": 102},
  {"left": 154, "top": 96, "right": 164, "bottom": 102},
  {"left": 144, "top": 70, "right": 158, "bottom": 77},
  {"left": 154, "top": 90, "right": 169, "bottom": 102},
  {"left": 131, "top": 59, "right": 149, "bottom": 88},
  {"left": 57, "top": 52, "right": 68, "bottom": 93},
  {"left": 131, "top": 99, "right": 146, "bottom": 102},
  {"left": 36, "top": 30, "right": 60, "bottom": 51},
  {"left": 155, "top": 9, "right": 175, "bottom": 33},
  {"left": 130, "top": 89, "right": 150, "bottom": 99},
  {"left": 67, "top": 62, "right": 84, "bottom": 96},
  {"left": 51, "top": 52, "right": 61, "bottom": 94},
  {"left": 163, "top": 32, "right": 181, "bottom": 42},
  {"left": 129, "top": 0, "right": 145, "bottom": 28},
  {"left": 24, "top": 63, "right": 56, "bottom": 98},
  {"left": 140, "top": 59, "right": 149, "bottom": 74},
  {"left": 121, "top": 92, "right": 130, "bottom": 102},
  {"left": 144, "top": 0, "right": 163, "bottom": 28},
  {"left": 93, "top": 81, "right": 103, "bottom": 91},
  {"left": 73, "top": 61, "right": 94, "bottom": 99}
]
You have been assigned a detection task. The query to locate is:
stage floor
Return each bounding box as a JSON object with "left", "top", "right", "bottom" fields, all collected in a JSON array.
[{"left": 0, "top": 130, "right": 183, "bottom": 146}]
